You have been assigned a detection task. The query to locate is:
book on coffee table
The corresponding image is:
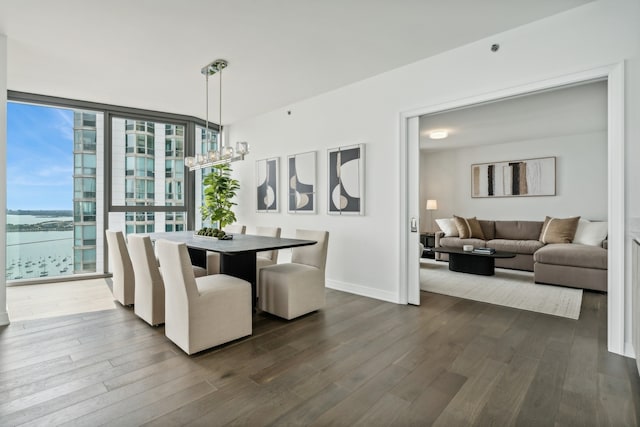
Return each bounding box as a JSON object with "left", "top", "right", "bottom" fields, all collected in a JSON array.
[{"left": 473, "top": 248, "right": 496, "bottom": 254}]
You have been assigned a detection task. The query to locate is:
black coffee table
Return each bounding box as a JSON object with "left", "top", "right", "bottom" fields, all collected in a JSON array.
[{"left": 431, "top": 247, "right": 516, "bottom": 276}]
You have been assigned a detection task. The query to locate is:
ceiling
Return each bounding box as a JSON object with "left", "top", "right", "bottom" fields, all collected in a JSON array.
[
  {"left": 0, "top": 0, "right": 592, "bottom": 124},
  {"left": 419, "top": 80, "right": 607, "bottom": 151}
]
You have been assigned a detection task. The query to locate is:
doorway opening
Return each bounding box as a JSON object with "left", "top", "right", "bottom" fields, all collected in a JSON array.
[{"left": 399, "top": 63, "right": 626, "bottom": 355}]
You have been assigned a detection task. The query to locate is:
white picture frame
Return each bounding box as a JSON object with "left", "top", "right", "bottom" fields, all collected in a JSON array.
[
  {"left": 288, "top": 151, "right": 317, "bottom": 214},
  {"left": 256, "top": 157, "right": 279, "bottom": 212},
  {"left": 327, "top": 144, "right": 365, "bottom": 215}
]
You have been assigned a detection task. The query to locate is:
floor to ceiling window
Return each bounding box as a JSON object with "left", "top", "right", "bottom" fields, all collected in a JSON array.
[
  {"left": 6, "top": 92, "right": 210, "bottom": 284},
  {"left": 6, "top": 102, "right": 104, "bottom": 281},
  {"left": 108, "top": 117, "right": 189, "bottom": 235}
]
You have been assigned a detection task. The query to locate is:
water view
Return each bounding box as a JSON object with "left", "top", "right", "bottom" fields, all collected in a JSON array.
[{"left": 6, "top": 212, "right": 74, "bottom": 281}]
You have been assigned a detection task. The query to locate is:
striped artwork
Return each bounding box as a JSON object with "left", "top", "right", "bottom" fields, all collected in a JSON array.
[{"left": 471, "top": 157, "right": 555, "bottom": 198}]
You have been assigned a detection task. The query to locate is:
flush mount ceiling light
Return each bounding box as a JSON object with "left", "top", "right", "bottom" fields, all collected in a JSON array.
[
  {"left": 185, "top": 59, "right": 249, "bottom": 171},
  {"left": 429, "top": 130, "right": 448, "bottom": 140}
]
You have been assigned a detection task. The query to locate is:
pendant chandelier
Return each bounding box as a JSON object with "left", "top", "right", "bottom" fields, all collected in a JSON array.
[{"left": 185, "top": 59, "right": 249, "bottom": 171}]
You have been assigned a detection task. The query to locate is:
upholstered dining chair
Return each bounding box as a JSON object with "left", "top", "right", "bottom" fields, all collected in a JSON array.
[
  {"left": 105, "top": 230, "right": 135, "bottom": 306},
  {"left": 258, "top": 229, "right": 329, "bottom": 320},
  {"left": 156, "top": 239, "right": 252, "bottom": 355},
  {"left": 255, "top": 226, "right": 282, "bottom": 295},
  {"left": 128, "top": 235, "right": 165, "bottom": 326},
  {"left": 128, "top": 235, "right": 213, "bottom": 326},
  {"left": 206, "top": 224, "right": 247, "bottom": 275}
]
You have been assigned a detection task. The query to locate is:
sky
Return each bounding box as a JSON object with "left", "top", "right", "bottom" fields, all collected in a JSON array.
[{"left": 7, "top": 102, "right": 74, "bottom": 211}]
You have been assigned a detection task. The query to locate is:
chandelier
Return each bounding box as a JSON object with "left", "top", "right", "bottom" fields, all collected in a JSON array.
[{"left": 185, "top": 59, "right": 249, "bottom": 171}]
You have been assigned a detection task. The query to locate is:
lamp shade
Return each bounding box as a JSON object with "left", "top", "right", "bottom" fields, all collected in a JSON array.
[{"left": 426, "top": 199, "right": 438, "bottom": 210}]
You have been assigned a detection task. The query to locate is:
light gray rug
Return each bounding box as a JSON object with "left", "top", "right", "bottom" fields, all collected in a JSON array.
[{"left": 420, "top": 259, "right": 582, "bottom": 319}]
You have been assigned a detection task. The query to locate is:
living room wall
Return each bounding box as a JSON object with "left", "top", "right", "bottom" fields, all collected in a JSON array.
[
  {"left": 420, "top": 131, "right": 608, "bottom": 231},
  {"left": 228, "top": 1, "right": 639, "bottom": 347}
]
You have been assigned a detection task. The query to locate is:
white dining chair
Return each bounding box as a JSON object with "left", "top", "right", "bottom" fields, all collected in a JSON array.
[
  {"left": 258, "top": 229, "right": 329, "bottom": 320},
  {"left": 128, "top": 235, "right": 165, "bottom": 326},
  {"left": 156, "top": 239, "right": 252, "bottom": 355},
  {"left": 105, "top": 230, "right": 135, "bottom": 306},
  {"left": 128, "top": 235, "right": 214, "bottom": 326},
  {"left": 206, "top": 224, "right": 246, "bottom": 275}
]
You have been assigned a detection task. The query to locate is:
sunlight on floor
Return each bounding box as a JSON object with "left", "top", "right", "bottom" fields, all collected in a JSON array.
[{"left": 7, "top": 278, "right": 116, "bottom": 322}]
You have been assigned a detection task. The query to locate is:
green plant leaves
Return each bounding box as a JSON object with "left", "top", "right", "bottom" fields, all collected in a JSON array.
[{"left": 200, "top": 163, "right": 240, "bottom": 229}]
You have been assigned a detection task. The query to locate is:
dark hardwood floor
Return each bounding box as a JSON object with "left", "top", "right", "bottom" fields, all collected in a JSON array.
[{"left": 1, "top": 289, "right": 639, "bottom": 426}]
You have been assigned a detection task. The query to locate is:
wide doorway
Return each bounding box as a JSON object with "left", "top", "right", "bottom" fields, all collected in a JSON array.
[{"left": 401, "top": 64, "right": 626, "bottom": 355}]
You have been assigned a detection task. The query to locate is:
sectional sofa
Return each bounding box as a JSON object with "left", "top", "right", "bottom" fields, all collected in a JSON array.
[{"left": 434, "top": 219, "right": 608, "bottom": 292}]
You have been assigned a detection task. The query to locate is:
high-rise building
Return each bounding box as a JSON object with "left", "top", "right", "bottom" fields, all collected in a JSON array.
[
  {"left": 73, "top": 116, "right": 186, "bottom": 273},
  {"left": 72, "top": 111, "right": 101, "bottom": 273}
]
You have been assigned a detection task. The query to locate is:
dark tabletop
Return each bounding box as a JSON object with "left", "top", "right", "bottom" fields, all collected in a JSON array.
[
  {"left": 431, "top": 246, "right": 516, "bottom": 259},
  {"left": 144, "top": 231, "right": 316, "bottom": 254}
]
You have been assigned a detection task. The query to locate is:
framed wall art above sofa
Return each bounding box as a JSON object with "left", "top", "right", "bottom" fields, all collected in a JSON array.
[{"left": 471, "top": 156, "right": 556, "bottom": 198}]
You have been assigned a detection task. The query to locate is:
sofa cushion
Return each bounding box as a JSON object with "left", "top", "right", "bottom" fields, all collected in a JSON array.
[
  {"left": 539, "top": 216, "right": 580, "bottom": 244},
  {"left": 478, "top": 220, "right": 495, "bottom": 241},
  {"left": 453, "top": 216, "right": 485, "bottom": 239},
  {"left": 495, "top": 221, "right": 543, "bottom": 240},
  {"left": 573, "top": 219, "right": 608, "bottom": 246},
  {"left": 439, "top": 237, "right": 486, "bottom": 249},
  {"left": 533, "top": 243, "right": 607, "bottom": 270},
  {"left": 435, "top": 218, "right": 458, "bottom": 237},
  {"left": 487, "top": 239, "right": 544, "bottom": 255}
]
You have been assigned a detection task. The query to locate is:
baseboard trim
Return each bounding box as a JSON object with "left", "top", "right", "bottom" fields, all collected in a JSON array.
[
  {"left": 326, "top": 279, "right": 399, "bottom": 304},
  {"left": 0, "top": 310, "right": 10, "bottom": 326}
]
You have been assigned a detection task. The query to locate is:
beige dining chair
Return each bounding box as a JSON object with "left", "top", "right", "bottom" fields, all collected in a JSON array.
[
  {"left": 207, "top": 224, "right": 247, "bottom": 275},
  {"left": 156, "top": 239, "right": 252, "bottom": 355},
  {"left": 255, "top": 226, "right": 282, "bottom": 295},
  {"left": 105, "top": 230, "right": 135, "bottom": 306},
  {"left": 128, "top": 235, "right": 212, "bottom": 326},
  {"left": 127, "top": 234, "right": 207, "bottom": 326},
  {"left": 258, "top": 229, "right": 329, "bottom": 320},
  {"left": 128, "top": 235, "right": 165, "bottom": 326}
]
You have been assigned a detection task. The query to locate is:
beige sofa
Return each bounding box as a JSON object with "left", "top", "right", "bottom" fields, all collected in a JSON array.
[{"left": 435, "top": 219, "right": 607, "bottom": 292}]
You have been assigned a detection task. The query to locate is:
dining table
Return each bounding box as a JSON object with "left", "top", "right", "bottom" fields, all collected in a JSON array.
[{"left": 144, "top": 231, "right": 317, "bottom": 308}]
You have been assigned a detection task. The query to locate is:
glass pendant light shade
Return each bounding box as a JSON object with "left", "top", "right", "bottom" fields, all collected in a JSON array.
[
  {"left": 185, "top": 156, "right": 196, "bottom": 168},
  {"left": 223, "top": 146, "right": 234, "bottom": 159},
  {"left": 207, "top": 150, "right": 219, "bottom": 162},
  {"left": 236, "top": 141, "right": 249, "bottom": 155}
]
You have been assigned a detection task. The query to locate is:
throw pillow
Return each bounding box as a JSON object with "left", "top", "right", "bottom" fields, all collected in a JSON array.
[
  {"left": 453, "top": 215, "right": 486, "bottom": 239},
  {"left": 435, "top": 218, "right": 458, "bottom": 237},
  {"left": 573, "top": 219, "right": 608, "bottom": 246},
  {"left": 539, "top": 216, "right": 580, "bottom": 244}
]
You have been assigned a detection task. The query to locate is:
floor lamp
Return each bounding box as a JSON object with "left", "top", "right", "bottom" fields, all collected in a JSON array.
[{"left": 426, "top": 199, "right": 438, "bottom": 233}]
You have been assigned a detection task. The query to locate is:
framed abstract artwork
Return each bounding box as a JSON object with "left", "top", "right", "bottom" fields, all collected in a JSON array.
[
  {"left": 471, "top": 156, "right": 556, "bottom": 198},
  {"left": 327, "top": 144, "right": 365, "bottom": 215},
  {"left": 288, "top": 151, "right": 316, "bottom": 213},
  {"left": 256, "top": 157, "right": 279, "bottom": 212}
]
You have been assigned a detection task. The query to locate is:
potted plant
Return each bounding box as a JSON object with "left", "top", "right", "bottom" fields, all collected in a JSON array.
[{"left": 199, "top": 163, "right": 240, "bottom": 235}]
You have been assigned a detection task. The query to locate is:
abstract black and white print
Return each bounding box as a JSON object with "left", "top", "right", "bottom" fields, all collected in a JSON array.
[
  {"left": 471, "top": 157, "right": 555, "bottom": 198},
  {"left": 288, "top": 151, "right": 316, "bottom": 213},
  {"left": 328, "top": 144, "right": 365, "bottom": 215},
  {"left": 256, "top": 157, "right": 279, "bottom": 212}
]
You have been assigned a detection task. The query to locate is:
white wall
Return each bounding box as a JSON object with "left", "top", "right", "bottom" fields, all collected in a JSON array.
[
  {"left": 420, "top": 132, "right": 608, "bottom": 229},
  {"left": 228, "top": 0, "right": 639, "bottom": 342},
  {"left": 0, "top": 34, "right": 8, "bottom": 325}
]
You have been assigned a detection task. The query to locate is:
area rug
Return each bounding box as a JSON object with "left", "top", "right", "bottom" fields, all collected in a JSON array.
[{"left": 420, "top": 259, "right": 582, "bottom": 319}]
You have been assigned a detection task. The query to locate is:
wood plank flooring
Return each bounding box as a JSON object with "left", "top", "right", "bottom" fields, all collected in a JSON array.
[{"left": 1, "top": 289, "right": 638, "bottom": 426}]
